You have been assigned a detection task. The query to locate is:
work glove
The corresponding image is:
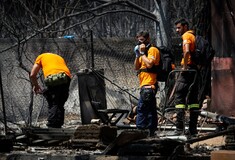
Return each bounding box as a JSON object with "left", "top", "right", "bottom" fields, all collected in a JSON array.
[{"left": 134, "top": 45, "right": 140, "bottom": 58}]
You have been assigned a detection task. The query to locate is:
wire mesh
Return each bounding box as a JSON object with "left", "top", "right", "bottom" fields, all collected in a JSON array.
[{"left": 0, "top": 36, "right": 147, "bottom": 127}]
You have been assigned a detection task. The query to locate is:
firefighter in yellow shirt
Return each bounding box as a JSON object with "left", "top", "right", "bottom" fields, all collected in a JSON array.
[
  {"left": 173, "top": 19, "right": 200, "bottom": 136},
  {"left": 30, "top": 53, "right": 71, "bottom": 128}
]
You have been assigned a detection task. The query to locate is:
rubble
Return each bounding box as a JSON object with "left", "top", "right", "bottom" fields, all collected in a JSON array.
[{"left": 1, "top": 111, "right": 235, "bottom": 160}]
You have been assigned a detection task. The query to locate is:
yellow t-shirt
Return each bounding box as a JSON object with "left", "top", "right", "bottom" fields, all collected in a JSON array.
[
  {"left": 35, "top": 53, "right": 71, "bottom": 78},
  {"left": 181, "top": 30, "right": 196, "bottom": 65},
  {"left": 138, "top": 47, "right": 160, "bottom": 87}
]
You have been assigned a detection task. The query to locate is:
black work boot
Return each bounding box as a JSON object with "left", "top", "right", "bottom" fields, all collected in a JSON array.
[
  {"left": 149, "top": 129, "right": 156, "bottom": 137},
  {"left": 169, "top": 109, "right": 185, "bottom": 136},
  {"left": 188, "top": 109, "right": 199, "bottom": 136}
]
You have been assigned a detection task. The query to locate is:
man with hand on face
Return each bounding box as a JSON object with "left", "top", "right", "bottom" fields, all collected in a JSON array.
[{"left": 134, "top": 30, "right": 160, "bottom": 137}]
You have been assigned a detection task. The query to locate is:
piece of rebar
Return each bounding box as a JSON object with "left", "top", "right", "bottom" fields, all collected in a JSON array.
[{"left": 186, "top": 127, "right": 235, "bottom": 144}]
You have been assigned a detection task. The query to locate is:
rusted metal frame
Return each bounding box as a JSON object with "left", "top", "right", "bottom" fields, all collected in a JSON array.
[
  {"left": 98, "top": 109, "right": 129, "bottom": 125},
  {"left": 161, "top": 69, "right": 198, "bottom": 133}
]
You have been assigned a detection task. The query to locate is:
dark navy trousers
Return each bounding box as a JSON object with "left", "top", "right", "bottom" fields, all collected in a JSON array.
[{"left": 136, "top": 87, "right": 158, "bottom": 134}]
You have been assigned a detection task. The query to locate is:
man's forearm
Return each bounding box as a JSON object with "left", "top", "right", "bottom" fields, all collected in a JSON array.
[
  {"left": 134, "top": 57, "right": 141, "bottom": 70},
  {"left": 183, "top": 51, "right": 190, "bottom": 69},
  {"left": 30, "top": 76, "right": 39, "bottom": 87}
]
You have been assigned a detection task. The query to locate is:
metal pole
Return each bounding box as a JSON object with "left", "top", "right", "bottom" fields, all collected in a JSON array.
[
  {"left": 90, "top": 30, "right": 94, "bottom": 69},
  {"left": 0, "top": 63, "right": 7, "bottom": 135},
  {"left": 186, "top": 128, "right": 235, "bottom": 144}
]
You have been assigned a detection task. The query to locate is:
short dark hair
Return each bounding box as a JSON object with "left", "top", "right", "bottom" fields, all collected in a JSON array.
[
  {"left": 174, "top": 18, "right": 189, "bottom": 26},
  {"left": 136, "top": 30, "right": 150, "bottom": 39}
]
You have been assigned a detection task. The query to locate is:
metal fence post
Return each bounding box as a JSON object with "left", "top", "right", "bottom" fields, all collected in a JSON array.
[{"left": 0, "top": 62, "right": 7, "bottom": 135}]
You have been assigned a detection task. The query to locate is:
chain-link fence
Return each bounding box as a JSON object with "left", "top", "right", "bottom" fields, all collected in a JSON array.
[
  {"left": 0, "top": 36, "right": 141, "bottom": 127},
  {"left": 0, "top": 29, "right": 183, "bottom": 130}
]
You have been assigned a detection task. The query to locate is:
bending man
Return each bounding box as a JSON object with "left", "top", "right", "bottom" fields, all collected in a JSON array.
[{"left": 30, "top": 53, "right": 71, "bottom": 128}]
